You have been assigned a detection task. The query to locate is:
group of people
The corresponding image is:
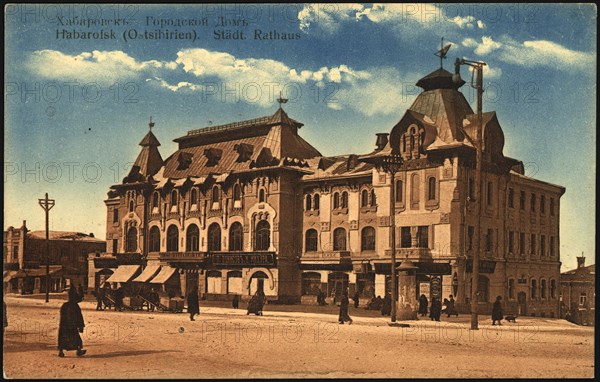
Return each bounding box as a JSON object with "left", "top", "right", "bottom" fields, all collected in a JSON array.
[
  {"left": 418, "top": 294, "right": 459, "bottom": 321},
  {"left": 92, "top": 283, "right": 125, "bottom": 311},
  {"left": 365, "top": 294, "right": 392, "bottom": 316}
]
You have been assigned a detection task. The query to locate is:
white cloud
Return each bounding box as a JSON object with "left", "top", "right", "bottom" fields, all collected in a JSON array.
[{"left": 477, "top": 20, "right": 486, "bottom": 29}]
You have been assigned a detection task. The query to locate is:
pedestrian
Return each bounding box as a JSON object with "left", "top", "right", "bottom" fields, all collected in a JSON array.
[
  {"left": 338, "top": 292, "right": 353, "bottom": 325},
  {"left": 58, "top": 286, "right": 86, "bottom": 357},
  {"left": 232, "top": 294, "right": 239, "bottom": 309},
  {"left": 114, "top": 284, "right": 124, "bottom": 311},
  {"left": 353, "top": 290, "right": 360, "bottom": 308},
  {"left": 418, "top": 294, "right": 428, "bottom": 317},
  {"left": 429, "top": 297, "right": 441, "bottom": 321},
  {"left": 381, "top": 294, "right": 391, "bottom": 316},
  {"left": 446, "top": 294, "right": 458, "bottom": 317},
  {"left": 317, "top": 289, "right": 327, "bottom": 306},
  {"left": 492, "top": 295, "right": 503, "bottom": 325},
  {"left": 187, "top": 287, "right": 200, "bottom": 321},
  {"left": 77, "top": 284, "right": 85, "bottom": 302},
  {"left": 247, "top": 290, "right": 266, "bottom": 316},
  {"left": 94, "top": 286, "right": 104, "bottom": 311},
  {"left": 102, "top": 283, "right": 112, "bottom": 310},
  {"left": 148, "top": 288, "right": 159, "bottom": 312}
]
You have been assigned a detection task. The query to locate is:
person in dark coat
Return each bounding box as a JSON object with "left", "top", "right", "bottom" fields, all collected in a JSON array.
[
  {"left": 77, "top": 284, "right": 85, "bottom": 302},
  {"left": 232, "top": 294, "right": 239, "bottom": 309},
  {"left": 446, "top": 294, "right": 458, "bottom": 317},
  {"left": 95, "top": 286, "right": 104, "bottom": 311},
  {"left": 102, "top": 283, "right": 112, "bottom": 310},
  {"left": 148, "top": 288, "right": 159, "bottom": 312},
  {"left": 353, "top": 291, "right": 360, "bottom": 308},
  {"left": 429, "top": 297, "right": 441, "bottom": 321},
  {"left": 187, "top": 287, "right": 200, "bottom": 321},
  {"left": 114, "top": 285, "right": 124, "bottom": 311},
  {"left": 58, "top": 286, "right": 86, "bottom": 357},
  {"left": 381, "top": 294, "right": 391, "bottom": 316},
  {"left": 317, "top": 289, "right": 327, "bottom": 306},
  {"left": 247, "top": 290, "right": 267, "bottom": 316},
  {"left": 338, "top": 292, "right": 353, "bottom": 324},
  {"left": 418, "top": 294, "right": 428, "bottom": 316},
  {"left": 492, "top": 295, "right": 504, "bottom": 325}
]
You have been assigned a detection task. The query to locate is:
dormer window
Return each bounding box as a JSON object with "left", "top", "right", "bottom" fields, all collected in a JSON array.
[
  {"left": 211, "top": 185, "right": 221, "bottom": 210},
  {"left": 176, "top": 151, "right": 193, "bottom": 170},
  {"left": 234, "top": 143, "right": 254, "bottom": 162},
  {"left": 204, "top": 148, "right": 223, "bottom": 167}
]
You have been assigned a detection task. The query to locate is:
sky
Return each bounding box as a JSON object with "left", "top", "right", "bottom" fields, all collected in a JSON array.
[{"left": 4, "top": 3, "right": 596, "bottom": 271}]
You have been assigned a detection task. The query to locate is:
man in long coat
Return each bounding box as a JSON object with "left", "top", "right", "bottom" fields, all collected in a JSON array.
[
  {"left": 338, "top": 292, "right": 353, "bottom": 324},
  {"left": 58, "top": 286, "right": 86, "bottom": 357},
  {"left": 418, "top": 294, "right": 428, "bottom": 317},
  {"left": 492, "top": 295, "right": 504, "bottom": 325},
  {"left": 187, "top": 287, "right": 200, "bottom": 321}
]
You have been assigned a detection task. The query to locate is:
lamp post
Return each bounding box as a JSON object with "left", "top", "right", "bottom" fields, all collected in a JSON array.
[
  {"left": 38, "top": 193, "right": 55, "bottom": 303},
  {"left": 453, "top": 57, "right": 486, "bottom": 330}
]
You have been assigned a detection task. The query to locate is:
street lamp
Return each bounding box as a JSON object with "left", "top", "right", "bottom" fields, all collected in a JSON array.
[
  {"left": 453, "top": 57, "right": 486, "bottom": 330},
  {"left": 38, "top": 193, "right": 55, "bottom": 303}
]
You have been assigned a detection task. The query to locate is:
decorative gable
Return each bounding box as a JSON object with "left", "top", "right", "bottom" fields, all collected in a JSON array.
[
  {"left": 234, "top": 143, "right": 254, "bottom": 162},
  {"left": 204, "top": 148, "right": 223, "bottom": 167}
]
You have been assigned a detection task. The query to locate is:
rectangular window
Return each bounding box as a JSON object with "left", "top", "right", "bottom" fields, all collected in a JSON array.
[
  {"left": 468, "top": 178, "right": 474, "bottom": 200},
  {"left": 550, "top": 236, "right": 555, "bottom": 256},
  {"left": 467, "top": 226, "right": 474, "bottom": 251},
  {"left": 540, "top": 235, "right": 546, "bottom": 256},
  {"left": 486, "top": 182, "right": 493, "bottom": 206},
  {"left": 520, "top": 191, "right": 526, "bottom": 210},
  {"left": 417, "top": 226, "right": 429, "bottom": 248},
  {"left": 530, "top": 193, "right": 536, "bottom": 212},
  {"left": 508, "top": 188, "right": 514, "bottom": 208},
  {"left": 519, "top": 232, "right": 525, "bottom": 255},
  {"left": 112, "top": 239, "right": 118, "bottom": 254},
  {"left": 550, "top": 197, "right": 555, "bottom": 216},
  {"left": 486, "top": 228, "right": 493, "bottom": 252},
  {"left": 530, "top": 234, "right": 536, "bottom": 255},
  {"left": 508, "top": 231, "right": 515, "bottom": 253},
  {"left": 113, "top": 208, "right": 119, "bottom": 223},
  {"left": 540, "top": 195, "right": 546, "bottom": 214},
  {"left": 400, "top": 227, "right": 411, "bottom": 248}
]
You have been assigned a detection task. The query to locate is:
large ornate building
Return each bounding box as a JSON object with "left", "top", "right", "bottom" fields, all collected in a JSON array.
[{"left": 89, "top": 58, "right": 565, "bottom": 316}]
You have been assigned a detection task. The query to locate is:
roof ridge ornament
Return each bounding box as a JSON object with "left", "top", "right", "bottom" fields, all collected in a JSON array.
[
  {"left": 434, "top": 37, "right": 452, "bottom": 69},
  {"left": 149, "top": 116, "right": 155, "bottom": 131},
  {"left": 276, "top": 91, "right": 288, "bottom": 109}
]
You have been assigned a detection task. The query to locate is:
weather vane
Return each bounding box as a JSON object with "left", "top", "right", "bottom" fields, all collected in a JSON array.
[
  {"left": 149, "top": 116, "right": 155, "bottom": 131},
  {"left": 434, "top": 37, "right": 452, "bottom": 69},
  {"left": 276, "top": 91, "right": 288, "bottom": 108}
]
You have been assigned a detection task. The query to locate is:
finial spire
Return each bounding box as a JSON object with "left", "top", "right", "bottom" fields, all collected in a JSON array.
[
  {"left": 435, "top": 37, "right": 452, "bottom": 69},
  {"left": 149, "top": 116, "right": 155, "bottom": 131},
  {"left": 276, "top": 91, "right": 288, "bottom": 109}
]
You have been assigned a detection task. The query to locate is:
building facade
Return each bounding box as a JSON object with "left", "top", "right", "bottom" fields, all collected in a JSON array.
[
  {"left": 92, "top": 59, "right": 565, "bottom": 315},
  {"left": 4, "top": 220, "right": 105, "bottom": 294},
  {"left": 560, "top": 256, "right": 595, "bottom": 325}
]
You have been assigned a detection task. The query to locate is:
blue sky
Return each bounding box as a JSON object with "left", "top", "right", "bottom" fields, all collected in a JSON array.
[{"left": 4, "top": 4, "right": 596, "bottom": 271}]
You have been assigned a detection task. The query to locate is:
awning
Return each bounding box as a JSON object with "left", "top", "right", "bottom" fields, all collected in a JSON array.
[
  {"left": 105, "top": 265, "right": 141, "bottom": 283},
  {"left": 3, "top": 271, "right": 18, "bottom": 282},
  {"left": 132, "top": 265, "right": 161, "bottom": 283},
  {"left": 149, "top": 266, "right": 178, "bottom": 284},
  {"left": 24, "top": 266, "right": 63, "bottom": 277}
]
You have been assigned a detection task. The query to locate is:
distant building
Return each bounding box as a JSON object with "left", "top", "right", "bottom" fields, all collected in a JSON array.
[
  {"left": 560, "top": 256, "right": 595, "bottom": 325},
  {"left": 91, "top": 54, "right": 565, "bottom": 316},
  {"left": 3, "top": 220, "right": 105, "bottom": 294}
]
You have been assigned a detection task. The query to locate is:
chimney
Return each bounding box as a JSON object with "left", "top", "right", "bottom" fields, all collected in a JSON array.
[
  {"left": 576, "top": 255, "right": 585, "bottom": 269},
  {"left": 89, "top": 233, "right": 95, "bottom": 238},
  {"left": 375, "top": 133, "right": 389, "bottom": 151}
]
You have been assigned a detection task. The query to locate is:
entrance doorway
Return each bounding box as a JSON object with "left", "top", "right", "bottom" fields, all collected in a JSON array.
[
  {"left": 249, "top": 271, "right": 268, "bottom": 295},
  {"left": 517, "top": 291, "right": 527, "bottom": 315},
  {"left": 327, "top": 272, "right": 349, "bottom": 303}
]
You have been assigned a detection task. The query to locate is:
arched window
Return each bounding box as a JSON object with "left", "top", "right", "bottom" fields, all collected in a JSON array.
[
  {"left": 186, "top": 224, "right": 199, "bottom": 251},
  {"left": 233, "top": 184, "right": 241, "bottom": 202},
  {"left": 152, "top": 192, "right": 159, "bottom": 209},
  {"left": 259, "top": 189, "right": 266, "bottom": 203},
  {"left": 149, "top": 226, "right": 160, "bottom": 252},
  {"left": 305, "top": 229, "right": 318, "bottom": 252},
  {"left": 402, "top": 135, "right": 406, "bottom": 152},
  {"left": 208, "top": 223, "right": 221, "bottom": 251},
  {"left": 305, "top": 194, "right": 312, "bottom": 211},
  {"left": 171, "top": 190, "right": 178, "bottom": 206},
  {"left": 313, "top": 194, "right": 320, "bottom": 210},
  {"left": 550, "top": 279, "right": 556, "bottom": 299},
  {"left": 508, "top": 278, "right": 515, "bottom": 299},
  {"left": 411, "top": 173, "right": 420, "bottom": 206},
  {"left": 333, "top": 227, "right": 347, "bottom": 251},
  {"left": 190, "top": 188, "right": 198, "bottom": 205},
  {"left": 167, "top": 225, "right": 179, "bottom": 252},
  {"left": 395, "top": 180, "right": 403, "bottom": 202},
  {"left": 540, "top": 279, "right": 547, "bottom": 299},
  {"left": 333, "top": 192, "right": 340, "bottom": 209},
  {"left": 531, "top": 279, "right": 537, "bottom": 299},
  {"left": 370, "top": 189, "right": 376, "bottom": 206},
  {"left": 361, "top": 190, "right": 369, "bottom": 207},
  {"left": 428, "top": 177, "right": 436, "bottom": 200},
  {"left": 361, "top": 226, "right": 375, "bottom": 251},
  {"left": 129, "top": 200, "right": 134, "bottom": 212},
  {"left": 126, "top": 227, "right": 137, "bottom": 252},
  {"left": 255, "top": 220, "right": 270, "bottom": 251},
  {"left": 229, "top": 222, "right": 243, "bottom": 251},
  {"left": 341, "top": 192, "right": 348, "bottom": 208}
]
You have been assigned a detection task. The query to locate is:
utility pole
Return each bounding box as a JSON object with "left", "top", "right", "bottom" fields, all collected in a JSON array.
[
  {"left": 454, "top": 57, "right": 486, "bottom": 330},
  {"left": 38, "top": 193, "right": 55, "bottom": 303}
]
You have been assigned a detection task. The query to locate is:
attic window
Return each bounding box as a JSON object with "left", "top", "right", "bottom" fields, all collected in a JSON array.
[
  {"left": 204, "top": 148, "right": 223, "bottom": 167},
  {"left": 234, "top": 143, "right": 254, "bottom": 162},
  {"left": 177, "top": 152, "right": 193, "bottom": 170}
]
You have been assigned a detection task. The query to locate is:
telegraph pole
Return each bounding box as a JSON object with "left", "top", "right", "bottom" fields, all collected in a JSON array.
[{"left": 38, "top": 193, "right": 55, "bottom": 303}]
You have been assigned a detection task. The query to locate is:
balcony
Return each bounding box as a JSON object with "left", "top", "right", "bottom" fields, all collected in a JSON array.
[
  {"left": 302, "top": 251, "right": 351, "bottom": 261},
  {"left": 385, "top": 247, "right": 433, "bottom": 261}
]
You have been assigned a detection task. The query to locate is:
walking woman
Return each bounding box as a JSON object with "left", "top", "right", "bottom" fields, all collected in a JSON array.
[
  {"left": 58, "top": 286, "right": 86, "bottom": 357},
  {"left": 418, "top": 294, "right": 428, "bottom": 317},
  {"left": 492, "top": 295, "right": 504, "bottom": 325},
  {"left": 188, "top": 287, "right": 200, "bottom": 321},
  {"left": 338, "top": 292, "right": 353, "bottom": 325}
]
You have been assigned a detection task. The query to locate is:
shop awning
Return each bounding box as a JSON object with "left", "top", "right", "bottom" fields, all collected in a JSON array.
[
  {"left": 3, "top": 271, "right": 18, "bottom": 282},
  {"left": 24, "top": 266, "right": 63, "bottom": 277},
  {"left": 105, "top": 265, "right": 141, "bottom": 283},
  {"left": 149, "top": 266, "right": 178, "bottom": 284},
  {"left": 132, "top": 265, "right": 161, "bottom": 283}
]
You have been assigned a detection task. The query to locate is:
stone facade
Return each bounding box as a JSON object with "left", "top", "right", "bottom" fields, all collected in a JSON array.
[{"left": 559, "top": 257, "right": 595, "bottom": 325}]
